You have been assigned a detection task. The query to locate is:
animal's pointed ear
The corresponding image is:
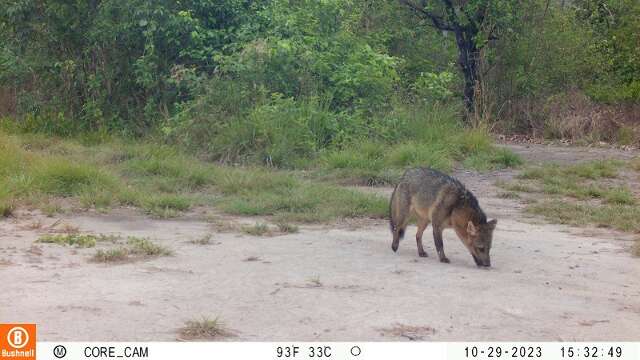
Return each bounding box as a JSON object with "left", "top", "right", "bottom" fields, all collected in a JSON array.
[
  {"left": 487, "top": 219, "right": 497, "bottom": 230},
  {"left": 467, "top": 221, "right": 478, "bottom": 236}
]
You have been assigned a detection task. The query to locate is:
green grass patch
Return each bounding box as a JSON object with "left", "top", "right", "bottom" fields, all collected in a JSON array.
[
  {"left": 213, "top": 167, "right": 387, "bottom": 222},
  {"left": 512, "top": 161, "right": 633, "bottom": 202},
  {"left": 120, "top": 146, "right": 214, "bottom": 191},
  {"left": 463, "top": 147, "right": 523, "bottom": 171},
  {"left": 499, "top": 159, "right": 640, "bottom": 248},
  {"left": 36, "top": 233, "right": 116, "bottom": 248},
  {"left": 308, "top": 107, "right": 522, "bottom": 184},
  {"left": 0, "top": 132, "right": 124, "bottom": 213},
  {"left": 143, "top": 194, "right": 192, "bottom": 218},
  {"left": 520, "top": 160, "right": 622, "bottom": 181},
  {"left": 30, "top": 159, "right": 118, "bottom": 196},
  {"left": 1, "top": 127, "right": 478, "bottom": 222},
  {"left": 603, "top": 188, "right": 636, "bottom": 205},
  {"left": 92, "top": 237, "right": 172, "bottom": 263},
  {"left": 319, "top": 139, "right": 521, "bottom": 185},
  {"left": 528, "top": 200, "right": 640, "bottom": 233}
]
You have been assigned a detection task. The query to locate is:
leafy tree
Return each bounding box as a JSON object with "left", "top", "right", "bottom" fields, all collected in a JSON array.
[
  {"left": 574, "top": 0, "right": 640, "bottom": 101},
  {"left": 399, "top": 0, "right": 520, "bottom": 117},
  {"left": 0, "top": 0, "right": 260, "bottom": 132}
]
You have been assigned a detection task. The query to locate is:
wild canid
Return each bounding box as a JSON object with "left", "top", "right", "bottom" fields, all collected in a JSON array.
[{"left": 389, "top": 168, "right": 496, "bottom": 267}]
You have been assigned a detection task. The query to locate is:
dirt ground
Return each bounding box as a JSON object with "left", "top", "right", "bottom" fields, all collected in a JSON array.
[{"left": 1, "top": 144, "right": 639, "bottom": 341}]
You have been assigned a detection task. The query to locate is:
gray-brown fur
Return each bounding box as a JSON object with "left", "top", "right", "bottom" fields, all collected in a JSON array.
[{"left": 389, "top": 168, "right": 497, "bottom": 267}]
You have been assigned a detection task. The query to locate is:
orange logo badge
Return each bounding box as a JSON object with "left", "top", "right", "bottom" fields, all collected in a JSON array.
[{"left": 0, "top": 324, "right": 36, "bottom": 360}]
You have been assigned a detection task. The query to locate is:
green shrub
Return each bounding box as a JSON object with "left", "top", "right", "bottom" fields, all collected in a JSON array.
[{"left": 249, "top": 97, "right": 337, "bottom": 167}]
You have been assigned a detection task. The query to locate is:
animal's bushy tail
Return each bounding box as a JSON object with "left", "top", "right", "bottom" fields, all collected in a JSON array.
[{"left": 390, "top": 183, "right": 410, "bottom": 252}]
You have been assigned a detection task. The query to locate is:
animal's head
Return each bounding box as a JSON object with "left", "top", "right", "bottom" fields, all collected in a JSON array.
[{"left": 464, "top": 219, "right": 497, "bottom": 267}]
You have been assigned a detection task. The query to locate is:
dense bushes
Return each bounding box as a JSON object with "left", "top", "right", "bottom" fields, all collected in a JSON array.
[
  {"left": 0, "top": 0, "right": 262, "bottom": 132},
  {"left": 1, "top": 0, "right": 637, "bottom": 148},
  {"left": 488, "top": 0, "right": 640, "bottom": 139},
  {"left": 0, "top": 0, "right": 456, "bottom": 132}
]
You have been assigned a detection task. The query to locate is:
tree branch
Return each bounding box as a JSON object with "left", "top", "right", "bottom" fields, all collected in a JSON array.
[
  {"left": 398, "top": 0, "right": 455, "bottom": 31},
  {"left": 440, "top": 0, "right": 460, "bottom": 28}
]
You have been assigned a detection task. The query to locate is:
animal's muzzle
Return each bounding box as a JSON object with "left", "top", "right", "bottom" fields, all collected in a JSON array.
[{"left": 472, "top": 254, "right": 491, "bottom": 267}]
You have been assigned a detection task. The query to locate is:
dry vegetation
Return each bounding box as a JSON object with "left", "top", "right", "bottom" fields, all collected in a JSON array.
[
  {"left": 178, "top": 317, "right": 234, "bottom": 341},
  {"left": 633, "top": 238, "right": 640, "bottom": 258},
  {"left": 540, "top": 91, "right": 640, "bottom": 146},
  {"left": 189, "top": 234, "right": 214, "bottom": 245}
]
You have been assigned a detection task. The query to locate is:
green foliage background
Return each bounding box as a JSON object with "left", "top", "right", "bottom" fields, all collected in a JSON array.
[{"left": 1, "top": 0, "right": 638, "bottom": 152}]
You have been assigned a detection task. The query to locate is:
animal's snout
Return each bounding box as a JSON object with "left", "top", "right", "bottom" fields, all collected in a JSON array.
[
  {"left": 473, "top": 254, "right": 491, "bottom": 267},
  {"left": 477, "top": 258, "right": 491, "bottom": 267}
]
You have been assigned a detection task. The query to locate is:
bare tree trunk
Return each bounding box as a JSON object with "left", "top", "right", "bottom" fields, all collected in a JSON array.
[{"left": 453, "top": 30, "right": 480, "bottom": 119}]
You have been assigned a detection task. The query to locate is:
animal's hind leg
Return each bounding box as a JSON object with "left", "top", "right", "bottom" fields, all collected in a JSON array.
[{"left": 415, "top": 217, "right": 430, "bottom": 257}]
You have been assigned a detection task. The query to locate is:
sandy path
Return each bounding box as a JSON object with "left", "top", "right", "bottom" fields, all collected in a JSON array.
[{"left": 1, "top": 144, "right": 639, "bottom": 341}]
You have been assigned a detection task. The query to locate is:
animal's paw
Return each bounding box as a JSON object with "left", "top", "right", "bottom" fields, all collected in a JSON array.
[
  {"left": 439, "top": 257, "right": 450, "bottom": 263},
  {"left": 418, "top": 251, "right": 428, "bottom": 258}
]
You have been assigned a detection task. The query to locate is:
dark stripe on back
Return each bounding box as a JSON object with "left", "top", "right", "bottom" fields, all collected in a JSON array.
[{"left": 407, "top": 167, "right": 487, "bottom": 224}]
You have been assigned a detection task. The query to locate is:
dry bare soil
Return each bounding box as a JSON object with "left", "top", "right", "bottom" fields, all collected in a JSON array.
[{"left": 1, "top": 144, "right": 639, "bottom": 341}]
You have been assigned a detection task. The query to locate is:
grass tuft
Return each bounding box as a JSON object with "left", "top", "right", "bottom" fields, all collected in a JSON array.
[
  {"left": 276, "top": 222, "right": 299, "bottom": 234},
  {"left": 0, "top": 201, "right": 14, "bottom": 217},
  {"left": 497, "top": 191, "right": 521, "bottom": 199},
  {"left": 36, "top": 233, "right": 116, "bottom": 248},
  {"left": 632, "top": 239, "right": 640, "bottom": 258},
  {"left": 179, "top": 317, "right": 233, "bottom": 340},
  {"left": 93, "top": 248, "right": 130, "bottom": 262},
  {"left": 496, "top": 180, "right": 537, "bottom": 193},
  {"left": 463, "top": 148, "right": 523, "bottom": 171},
  {"left": 190, "top": 234, "right": 213, "bottom": 245},
  {"left": 143, "top": 194, "right": 192, "bottom": 218},
  {"left": 92, "top": 237, "right": 171, "bottom": 263},
  {"left": 603, "top": 188, "right": 636, "bottom": 205},
  {"left": 126, "top": 237, "right": 172, "bottom": 256},
  {"left": 242, "top": 223, "right": 271, "bottom": 236},
  {"left": 307, "top": 275, "right": 323, "bottom": 288}
]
